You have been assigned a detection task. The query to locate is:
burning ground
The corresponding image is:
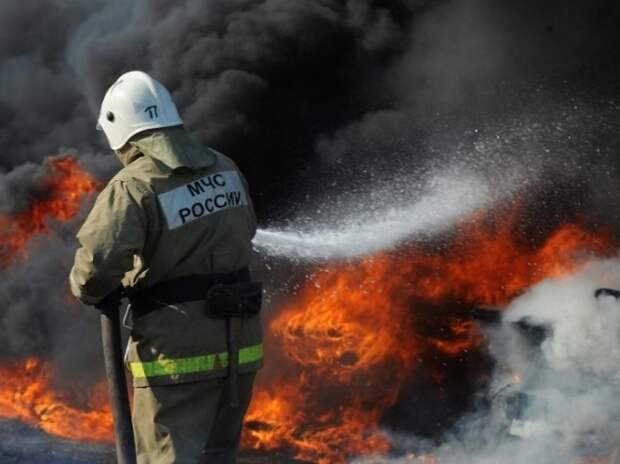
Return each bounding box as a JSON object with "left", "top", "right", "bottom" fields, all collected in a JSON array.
[
  {"left": 242, "top": 216, "right": 615, "bottom": 463},
  {"left": 0, "top": 155, "right": 618, "bottom": 463}
]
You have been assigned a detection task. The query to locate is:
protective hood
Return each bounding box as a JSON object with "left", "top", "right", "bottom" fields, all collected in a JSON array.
[{"left": 128, "top": 127, "right": 217, "bottom": 171}]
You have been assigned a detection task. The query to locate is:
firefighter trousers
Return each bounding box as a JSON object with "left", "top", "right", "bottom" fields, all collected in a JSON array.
[{"left": 132, "top": 372, "right": 256, "bottom": 464}]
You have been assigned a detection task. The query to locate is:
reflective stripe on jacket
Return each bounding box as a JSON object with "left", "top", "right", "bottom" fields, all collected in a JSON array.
[{"left": 129, "top": 343, "right": 263, "bottom": 379}]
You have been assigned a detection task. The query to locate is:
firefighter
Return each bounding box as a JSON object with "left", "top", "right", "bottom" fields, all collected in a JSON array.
[{"left": 69, "top": 71, "right": 263, "bottom": 463}]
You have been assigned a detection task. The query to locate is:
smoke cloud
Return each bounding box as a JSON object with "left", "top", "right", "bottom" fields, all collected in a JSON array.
[{"left": 2, "top": 0, "right": 619, "bottom": 206}]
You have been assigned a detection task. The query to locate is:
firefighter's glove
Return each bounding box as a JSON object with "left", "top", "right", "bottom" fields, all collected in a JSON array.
[{"left": 94, "top": 286, "right": 124, "bottom": 316}]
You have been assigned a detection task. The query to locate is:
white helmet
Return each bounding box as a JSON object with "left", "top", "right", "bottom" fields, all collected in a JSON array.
[{"left": 97, "top": 71, "right": 183, "bottom": 150}]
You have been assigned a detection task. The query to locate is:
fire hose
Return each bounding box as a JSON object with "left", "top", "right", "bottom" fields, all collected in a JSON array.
[{"left": 98, "top": 292, "right": 137, "bottom": 464}]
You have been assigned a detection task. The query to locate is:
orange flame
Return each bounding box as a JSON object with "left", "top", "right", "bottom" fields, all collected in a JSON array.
[
  {"left": 243, "top": 218, "right": 613, "bottom": 463},
  {"left": 0, "top": 156, "right": 101, "bottom": 266},
  {"left": 0, "top": 358, "right": 113, "bottom": 443},
  {"left": 0, "top": 156, "right": 110, "bottom": 442}
]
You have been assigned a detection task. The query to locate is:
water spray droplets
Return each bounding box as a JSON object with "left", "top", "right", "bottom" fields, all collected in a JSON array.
[{"left": 253, "top": 167, "right": 518, "bottom": 260}]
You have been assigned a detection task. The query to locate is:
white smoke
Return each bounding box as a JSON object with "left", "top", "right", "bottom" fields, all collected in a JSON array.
[
  {"left": 493, "top": 259, "right": 620, "bottom": 462},
  {"left": 361, "top": 258, "right": 620, "bottom": 464}
]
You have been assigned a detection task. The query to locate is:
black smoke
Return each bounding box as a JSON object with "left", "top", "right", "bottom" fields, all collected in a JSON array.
[{"left": 2, "top": 1, "right": 619, "bottom": 211}]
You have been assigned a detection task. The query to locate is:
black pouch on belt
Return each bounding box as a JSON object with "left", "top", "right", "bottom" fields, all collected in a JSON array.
[{"left": 205, "top": 281, "right": 263, "bottom": 318}]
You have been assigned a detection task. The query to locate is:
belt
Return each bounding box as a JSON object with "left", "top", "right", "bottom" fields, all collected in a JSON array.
[{"left": 128, "top": 267, "right": 251, "bottom": 318}]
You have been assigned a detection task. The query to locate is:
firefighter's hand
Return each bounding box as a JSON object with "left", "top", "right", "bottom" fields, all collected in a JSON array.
[{"left": 94, "top": 286, "right": 124, "bottom": 315}]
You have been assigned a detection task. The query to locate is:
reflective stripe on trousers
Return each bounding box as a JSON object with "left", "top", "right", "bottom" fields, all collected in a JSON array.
[{"left": 128, "top": 343, "right": 263, "bottom": 379}]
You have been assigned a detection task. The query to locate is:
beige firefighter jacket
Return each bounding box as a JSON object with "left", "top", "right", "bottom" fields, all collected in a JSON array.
[{"left": 70, "top": 127, "right": 262, "bottom": 387}]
